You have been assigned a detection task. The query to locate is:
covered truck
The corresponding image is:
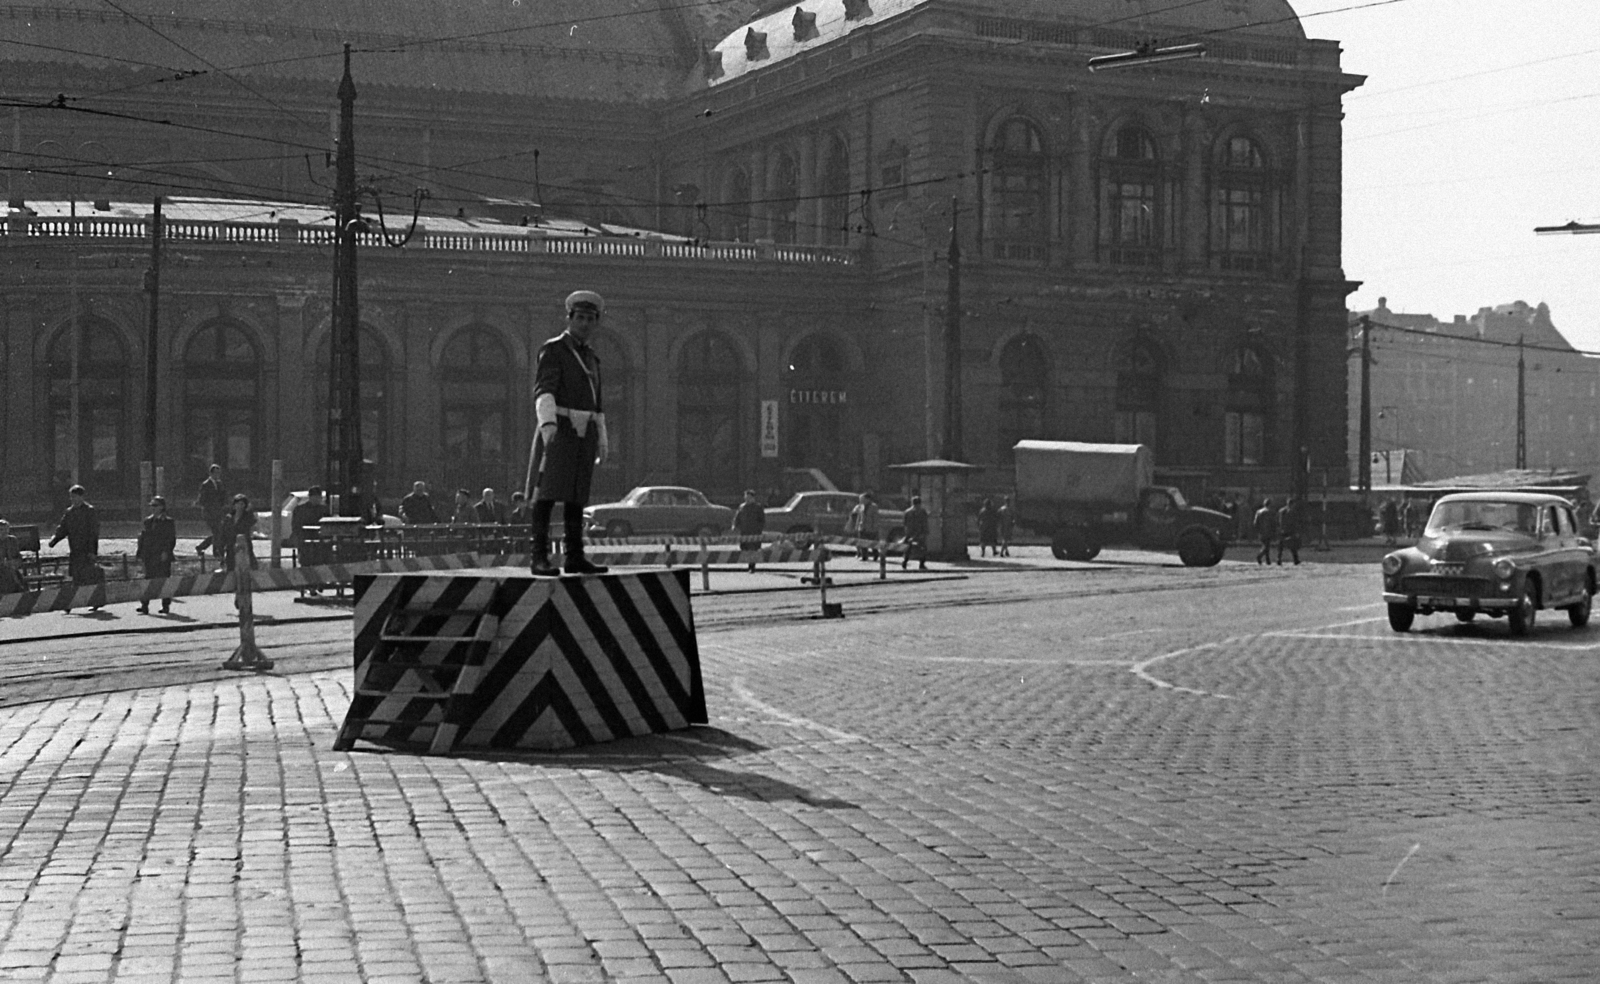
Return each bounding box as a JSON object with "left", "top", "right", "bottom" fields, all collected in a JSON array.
[{"left": 1012, "top": 441, "right": 1232, "bottom": 567}]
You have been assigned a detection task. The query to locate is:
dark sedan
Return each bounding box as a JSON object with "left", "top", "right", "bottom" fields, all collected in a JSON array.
[{"left": 1381, "top": 491, "right": 1596, "bottom": 635}]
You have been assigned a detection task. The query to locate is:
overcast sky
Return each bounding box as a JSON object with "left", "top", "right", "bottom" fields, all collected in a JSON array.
[{"left": 1292, "top": 0, "right": 1600, "bottom": 348}]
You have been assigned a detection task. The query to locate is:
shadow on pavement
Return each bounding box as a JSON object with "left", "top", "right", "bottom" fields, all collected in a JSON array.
[{"left": 352, "top": 726, "right": 860, "bottom": 810}]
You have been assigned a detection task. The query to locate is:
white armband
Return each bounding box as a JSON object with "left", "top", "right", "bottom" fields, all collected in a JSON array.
[{"left": 535, "top": 393, "right": 557, "bottom": 429}]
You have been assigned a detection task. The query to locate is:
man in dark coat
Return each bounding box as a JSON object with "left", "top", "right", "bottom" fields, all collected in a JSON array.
[
  {"left": 528, "top": 289, "right": 610, "bottom": 576},
  {"left": 474, "top": 487, "right": 508, "bottom": 525},
  {"left": 399, "top": 480, "right": 438, "bottom": 524},
  {"left": 901, "top": 495, "right": 929, "bottom": 571},
  {"left": 732, "top": 489, "right": 765, "bottom": 573},
  {"left": 195, "top": 464, "right": 227, "bottom": 558},
  {"left": 1276, "top": 497, "right": 1302, "bottom": 567},
  {"left": 136, "top": 495, "right": 176, "bottom": 614},
  {"left": 49, "top": 484, "right": 101, "bottom": 610}
]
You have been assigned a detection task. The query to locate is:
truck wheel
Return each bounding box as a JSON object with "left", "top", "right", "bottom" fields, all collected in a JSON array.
[
  {"left": 1050, "top": 530, "right": 1095, "bottom": 562},
  {"left": 1177, "top": 528, "right": 1221, "bottom": 567}
]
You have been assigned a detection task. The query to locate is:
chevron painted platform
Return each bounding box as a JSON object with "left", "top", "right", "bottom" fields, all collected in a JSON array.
[{"left": 339, "top": 568, "right": 707, "bottom": 752}]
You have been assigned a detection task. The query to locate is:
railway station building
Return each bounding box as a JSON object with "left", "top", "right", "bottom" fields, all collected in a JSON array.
[{"left": 0, "top": 0, "right": 1363, "bottom": 516}]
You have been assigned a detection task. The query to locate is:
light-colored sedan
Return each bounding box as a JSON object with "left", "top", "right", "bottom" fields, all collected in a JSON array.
[
  {"left": 1381, "top": 491, "right": 1597, "bottom": 635},
  {"left": 584, "top": 486, "right": 734, "bottom": 538},
  {"left": 764, "top": 491, "right": 906, "bottom": 540}
]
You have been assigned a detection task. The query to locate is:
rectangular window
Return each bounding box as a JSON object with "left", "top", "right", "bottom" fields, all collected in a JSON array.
[{"left": 1224, "top": 411, "right": 1265, "bottom": 465}]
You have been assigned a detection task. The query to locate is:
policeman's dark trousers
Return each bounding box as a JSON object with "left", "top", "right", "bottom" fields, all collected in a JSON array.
[{"left": 530, "top": 500, "right": 585, "bottom": 561}]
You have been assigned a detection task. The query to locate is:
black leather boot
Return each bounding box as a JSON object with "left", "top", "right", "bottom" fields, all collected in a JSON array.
[
  {"left": 529, "top": 525, "right": 559, "bottom": 577},
  {"left": 563, "top": 547, "right": 608, "bottom": 576}
]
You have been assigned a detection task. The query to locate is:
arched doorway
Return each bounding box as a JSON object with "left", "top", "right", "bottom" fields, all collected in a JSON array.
[
  {"left": 440, "top": 327, "right": 513, "bottom": 495},
  {"left": 998, "top": 334, "right": 1050, "bottom": 469},
  {"left": 46, "top": 317, "right": 130, "bottom": 498},
  {"left": 677, "top": 332, "right": 743, "bottom": 498},
  {"left": 1115, "top": 340, "right": 1164, "bottom": 451},
  {"left": 588, "top": 330, "right": 632, "bottom": 502},
  {"left": 783, "top": 333, "right": 852, "bottom": 487},
  {"left": 183, "top": 320, "right": 261, "bottom": 495}
]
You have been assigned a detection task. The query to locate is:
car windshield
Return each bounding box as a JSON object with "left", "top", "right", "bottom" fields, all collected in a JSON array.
[
  {"left": 1425, "top": 500, "right": 1539, "bottom": 536},
  {"left": 622, "top": 488, "right": 649, "bottom": 505},
  {"left": 781, "top": 494, "right": 804, "bottom": 509}
]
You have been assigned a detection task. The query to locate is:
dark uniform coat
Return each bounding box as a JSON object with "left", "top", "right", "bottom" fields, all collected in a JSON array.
[
  {"left": 531, "top": 332, "right": 602, "bottom": 504},
  {"left": 136, "top": 513, "right": 178, "bottom": 579},
  {"left": 50, "top": 501, "right": 101, "bottom": 585}
]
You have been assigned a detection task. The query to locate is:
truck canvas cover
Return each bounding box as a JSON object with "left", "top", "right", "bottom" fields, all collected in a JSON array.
[{"left": 1013, "top": 441, "right": 1154, "bottom": 505}]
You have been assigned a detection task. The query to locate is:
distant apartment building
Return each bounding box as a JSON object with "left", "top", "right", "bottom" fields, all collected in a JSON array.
[{"left": 1348, "top": 298, "right": 1600, "bottom": 484}]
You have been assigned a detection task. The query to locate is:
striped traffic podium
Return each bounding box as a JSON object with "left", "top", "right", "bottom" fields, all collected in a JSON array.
[{"left": 335, "top": 568, "right": 707, "bottom": 753}]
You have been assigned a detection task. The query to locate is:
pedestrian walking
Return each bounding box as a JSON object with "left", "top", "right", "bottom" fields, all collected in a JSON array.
[
  {"left": 733, "top": 488, "right": 765, "bottom": 573},
  {"left": 901, "top": 495, "right": 929, "bottom": 570},
  {"left": 846, "top": 491, "right": 880, "bottom": 560},
  {"left": 1276, "top": 497, "right": 1302, "bottom": 566},
  {"left": 49, "top": 484, "right": 102, "bottom": 611},
  {"left": 474, "top": 487, "right": 508, "bottom": 525},
  {"left": 998, "top": 495, "right": 1015, "bottom": 557},
  {"left": 218, "top": 493, "right": 258, "bottom": 573},
  {"left": 0, "top": 518, "right": 25, "bottom": 595},
  {"left": 527, "top": 289, "right": 610, "bottom": 576},
  {"left": 399, "top": 480, "right": 439, "bottom": 524},
  {"left": 976, "top": 498, "right": 999, "bottom": 557},
  {"left": 194, "top": 463, "right": 227, "bottom": 559},
  {"left": 1381, "top": 497, "right": 1401, "bottom": 546},
  {"left": 1252, "top": 497, "right": 1277, "bottom": 566},
  {"left": 135, "top": 495, "right": 176, "bottom": 614},
  {"left": 291, "top": 487, "right": 329, "bottom": 595}
]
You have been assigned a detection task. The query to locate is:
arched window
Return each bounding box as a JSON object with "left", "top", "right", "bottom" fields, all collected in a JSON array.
[
  {"left": 820, "top": 135, "right": 850, "bottom": 246},
  {"left": 1212, "top": 135, "right": 1272, "bottom": 272},
  {"left": 48, "top": 317, "right": 130, "bottom": 495},
  {"left": 587, "top": 331, "right": 631, "bottom": 501},
  {"left": 784, "top": 334, "right": 850, "bottom": 481},
  {"left": 1224, "top": 345, "right": 1273, "bottom": 465},
  {"left": 313, "top": 327, "right": 389, "bottom": 491},
  {"left": 724, "top": 168, "right": 751, "bottom": 241},
  {"left": 771, "top": 153, "right": 799, "bottom": 244},
  {"left": 440, "top": 327, "right": 512, "bottom": 494},
  {"left": 998, "top": 334, "right": 1050, "bottom": 467},
  {"left": 988, "top": 118, "right": 1048, "bottom": 262},
  {"left": 1100, "top": 125, "right": 1166, "bottom": 267},
  {"left": 677, "top": 332, "right": 743, "bottom": 497},
  {"left": 184, "top": 321, "right": 260, "bottom": 493},
  {"left": 1115, "top": 342, "right": 1163, "bottom": 449}
]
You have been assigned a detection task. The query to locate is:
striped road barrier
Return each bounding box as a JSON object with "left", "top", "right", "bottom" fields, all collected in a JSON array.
[
  {"left": 337, "top": 568, "right": 705, "bottom": 753},
  {"left": 0, "top": 538, "right": 896, "bottom": 618}
]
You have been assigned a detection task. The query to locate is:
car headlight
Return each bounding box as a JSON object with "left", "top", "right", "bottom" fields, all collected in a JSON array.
[
  {"left": 1381, "top": 554, "right": 1404, "bottom": 576},
  {"left": 1494, "top": 558, "right": 1515, "bottom": 580}
]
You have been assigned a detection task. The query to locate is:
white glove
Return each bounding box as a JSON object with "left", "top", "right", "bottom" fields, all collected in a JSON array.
[{"left": 595, "top": 415, "right": 609, "bottom": 465}]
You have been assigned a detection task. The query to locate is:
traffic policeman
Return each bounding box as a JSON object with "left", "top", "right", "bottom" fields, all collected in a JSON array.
[{"left": 528, "top": 289, "right": 610, "bottom": 576}]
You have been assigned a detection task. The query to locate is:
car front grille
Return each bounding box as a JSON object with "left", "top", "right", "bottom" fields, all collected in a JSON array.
[
  {"left": 1429, "top": 563, "right": 1466, "bottom": 576},
  {"left": 1402, "top": 574, "right": 1492, "bottom": 598}
]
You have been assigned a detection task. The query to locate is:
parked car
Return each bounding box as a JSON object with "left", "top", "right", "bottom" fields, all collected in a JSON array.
[
  {"left": 1381, "top": 491, "right": 1597, "bottom": 635},
  {"left": 764, "top": 491, "right": 906, "bottom": 540},
  {"left": 584, "top": 486, "right": 734, "bottom": 538}
]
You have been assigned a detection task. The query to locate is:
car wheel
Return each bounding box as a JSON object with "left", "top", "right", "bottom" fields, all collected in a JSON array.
[
  {"left": 1177, "top": 529, "right": 1219, "bottom": 568},
  {"left": 1051, "top": 529, "right": 1095, "bottom": 562},
  {"left": 1508, "top": 580, "right": 1537, "bottom": 636},
  {"left": 605, "top": 520, "right": 632, "bottom": 538},
  {"left": 1567, "top": 587, "right": 1592, "bottom": 628},
  {"left": 1387, "top": 602, "right": 1415, "bottom": 632},
  {"left": 1455, "top": 610, "right": 1476, "bottom": 623}
]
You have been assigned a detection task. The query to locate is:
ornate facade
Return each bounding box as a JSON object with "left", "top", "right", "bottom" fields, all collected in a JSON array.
[{"left": 1, "top": 0, "right": 1363, "bottom": 515}]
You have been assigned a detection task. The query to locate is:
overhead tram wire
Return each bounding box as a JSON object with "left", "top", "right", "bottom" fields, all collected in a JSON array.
[
  {"left": 7, "top": 0, "right": 1435, "bottom": 241},
  {"left": 1364, "top": 318, "right": 1600, "bottom": 359}
]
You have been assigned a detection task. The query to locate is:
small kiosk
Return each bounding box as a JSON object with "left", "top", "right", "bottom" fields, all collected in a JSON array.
[{"left": 887, "top": 459, "right": 982, "bottom": 562}]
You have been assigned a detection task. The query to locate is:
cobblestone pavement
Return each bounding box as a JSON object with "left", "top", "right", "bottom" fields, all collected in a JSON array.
[{"left": 0, "top": 563, "right": 1594, "bottom": 983}]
